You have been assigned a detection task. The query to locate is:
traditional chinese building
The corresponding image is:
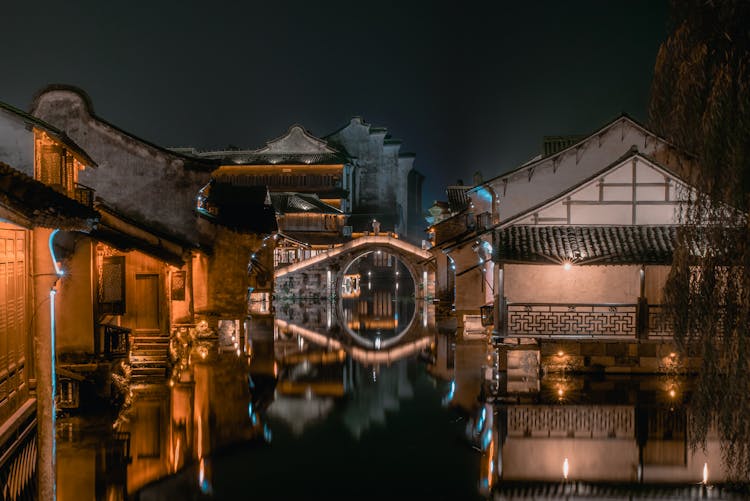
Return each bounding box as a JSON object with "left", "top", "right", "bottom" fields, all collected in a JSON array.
[
  {"left": 0, "top": 99, "right": 99, "bottom": 498},
  {"left": 433, "top": 114, "right": 698, "bottom": 372},
  {"left": 180, "top": 117, "right": 425, "bottom": 244}
]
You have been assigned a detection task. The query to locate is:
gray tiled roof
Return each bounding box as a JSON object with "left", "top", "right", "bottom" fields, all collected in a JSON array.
[
  {"left": 270, "top": 193, "right": 342, "bottom": 214},
  {"left": 0, "top": 162, "right": 97, "bottom": 231},
  {"left": 216, "top": 152, "right": 348, "bottom": 165},
  {"left": 495, "top": 225, "right": 679, "bottom": 265},
  {"left": 446, "top": 185, "right": 470, "bottom": 213}
]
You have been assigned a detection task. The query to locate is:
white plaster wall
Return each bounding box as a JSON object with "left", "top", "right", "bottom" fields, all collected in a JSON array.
[
  {"left": 32, "top": 90, "right": 211, "bottom": 242},
  {"left": 0, "top": 111, "right": 34, "bottom": 175},
  {"left": 504, "top": 264, "right": 640, "bottom": 304},
  {"left": 510, "top": 156, "right": 684, "bottom": 226},
  {"left": 57, "top": 238, "right": 94, "bottom": 353},
  {"left": 482, "top": 119, "right": 684, "bottom": 225},
  {"left": 502, "top": 438, "right": 639, "bottom": 481}
]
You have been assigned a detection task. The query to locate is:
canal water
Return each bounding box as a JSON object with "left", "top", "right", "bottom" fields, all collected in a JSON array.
[{"left": 55, "top": 255, "right": 746, "bottom": 499}]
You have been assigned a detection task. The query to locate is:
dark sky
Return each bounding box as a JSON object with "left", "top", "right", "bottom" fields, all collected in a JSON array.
[{"left": 1, "top": 1, "right": 667, "bottom": 207}]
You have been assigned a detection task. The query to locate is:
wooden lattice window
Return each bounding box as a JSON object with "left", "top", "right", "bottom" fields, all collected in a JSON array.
[{"left": 100, "top": 256, "right": 126, "bottom": 315}]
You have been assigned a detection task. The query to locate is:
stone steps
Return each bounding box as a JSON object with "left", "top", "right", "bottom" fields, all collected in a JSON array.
[{"left": 129, "top": 335, "right": 170, "bottom": 384}]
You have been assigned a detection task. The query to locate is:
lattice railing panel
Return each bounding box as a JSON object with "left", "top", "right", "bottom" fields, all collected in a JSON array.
[
  {"left": 506, "top": 303, "right": 637, "bottom": 337},
  {"left": 647, "top": 304, "right": 674, "bottom": 339},
  {"left": 507, "top": 405, "right": 635, "bottom": 439}
]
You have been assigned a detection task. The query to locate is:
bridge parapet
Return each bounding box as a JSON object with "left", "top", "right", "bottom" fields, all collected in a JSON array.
[{"left": 274, "top": 234, "right": 431, "bottom": 278}]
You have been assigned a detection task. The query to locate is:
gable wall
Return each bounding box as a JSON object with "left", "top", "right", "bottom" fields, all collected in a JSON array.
[
  {"left": 475, "top": 119, "right": 688, "bottom": 226},
  {"left": 0, "top": 111, "right": 34, "bottom": 176},
  {"left": 31, "top": 91, "right": 210, "bottom": 242},
  {"left": 512, "top": 157, "right": 685, "bottom": 226}
]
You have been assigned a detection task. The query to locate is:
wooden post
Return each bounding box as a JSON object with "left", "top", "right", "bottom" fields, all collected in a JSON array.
[
  {"left": 637, "top": 266, "right": 648, "bottom": 339},
  {"left": 493, "top": 264, "right": 504, "bottom": 338}
]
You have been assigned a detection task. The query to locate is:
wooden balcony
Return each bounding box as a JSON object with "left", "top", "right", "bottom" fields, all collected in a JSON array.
[
  {"left": 97, "top": 324, "right": 131, "bottom": 359},
  {"left": 73, "top": 182, "right": 95, "bottom": 208}
]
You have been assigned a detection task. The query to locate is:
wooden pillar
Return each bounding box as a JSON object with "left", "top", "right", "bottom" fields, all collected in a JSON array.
[
  {"left": 637, "top": 265, "right": 648, "bottom": 339},
  {"left": 493, "top": 263, "right": 504, "bottom": 337}
]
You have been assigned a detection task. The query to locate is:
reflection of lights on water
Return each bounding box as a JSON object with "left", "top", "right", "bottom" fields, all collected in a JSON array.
[
  {"left": 372, "top": 369, "right": 377, "bottom": 382},
  {"left": 273, "top": 362, "right": 279, "bottom": 378},
  {"left": 442, "top": 380, "right": 456, "bottom": 406},
  {"left": 481, "top": 428, "right": 492, "bottom": 450},
  {"left": 557, "top": 350, "right": 564, "bottom": 357},
  {"left": 476, "top": 407, "right": 486, "bottom": 433},
  {"left": 375, "top": 337, "right": 381, "bottom": 350},
  {"left": 198, "top": 458, "right": 211, "bottom": 494},
  {"left": 263, "top": 423, "right": 272, "bottom": 442},
  {"left": 703, "top": 462, "right": 708, "bottom": 484},
  {"left": 557, "top": 388, "right": 564, "bottom": 397},
  {"left": 669, "top": 388, "right": 676, "bottom": 398},
  {"left": 563, "top": 458, "right": 569, "bottom": 480}
]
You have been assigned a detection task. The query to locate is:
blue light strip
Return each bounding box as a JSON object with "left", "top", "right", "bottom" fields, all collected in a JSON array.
[{"left": 48, "top": 229, "right": 64, "bottom": 276}]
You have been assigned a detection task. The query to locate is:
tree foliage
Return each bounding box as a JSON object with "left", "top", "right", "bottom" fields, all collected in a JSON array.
[{"left": 649, "top": 0, "right": 750, "bottom": 481}]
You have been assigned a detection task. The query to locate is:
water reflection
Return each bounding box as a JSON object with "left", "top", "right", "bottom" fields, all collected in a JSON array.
[
  {"left": 56, "top": 263, "right": 747, "bottom": 499},
  {"left": 340, "top": 251, "right": 416, "bottom": 348}
]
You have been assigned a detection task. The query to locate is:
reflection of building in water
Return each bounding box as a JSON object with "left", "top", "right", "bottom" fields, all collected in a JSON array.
[
  {"left": 468, "top": 377, "right": 732, "bottom": 494},
  {"left": 340, "top": 360, "right": 414, "bottom": 439},
  {"left": 57, "top": 352, "right": 259, "bottom": 497},
  {"left": 341, "top": 273, "right": 361, "bottom": 298}
]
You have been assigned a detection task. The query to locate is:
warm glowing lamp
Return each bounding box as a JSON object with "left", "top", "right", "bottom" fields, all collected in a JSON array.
[
  {"left": 563, "top": 262, "right": 572, "bottom": 271},
  {"left": 703, "top": 462, "right": 708, "bottom": 484},
  {"left": 563, "top": 458, "right": 569, "bottom": 480}
]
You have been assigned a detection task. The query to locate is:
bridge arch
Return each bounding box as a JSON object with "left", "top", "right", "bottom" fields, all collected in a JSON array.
[{"left": 274, "top": 235, "right": 435, "bottom": 300}]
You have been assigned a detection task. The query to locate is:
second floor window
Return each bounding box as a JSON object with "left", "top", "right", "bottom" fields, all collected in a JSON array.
[{"left": 38, "top": 144, "right": 74, "bottom": 193}]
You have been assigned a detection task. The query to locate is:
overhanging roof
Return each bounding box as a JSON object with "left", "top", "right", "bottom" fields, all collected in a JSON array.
[
  {"left": 0, "top": 162, "right": 97, "bottom": 231},
  {"left": 495, "top": 225, "right": 679, "bottom": 265}
]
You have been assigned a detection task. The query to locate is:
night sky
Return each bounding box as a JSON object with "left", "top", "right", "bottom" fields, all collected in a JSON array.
[{"left": 1, "top": 1, "right": 667, "bottom": 208}]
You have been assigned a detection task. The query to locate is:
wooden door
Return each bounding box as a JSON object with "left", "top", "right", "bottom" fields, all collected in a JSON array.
[
  {"left": 134, "top": 274, "right": 160, "bottom": 333},
  {"left": 0, "top": 225, "right": 27, "bottom": 420}
]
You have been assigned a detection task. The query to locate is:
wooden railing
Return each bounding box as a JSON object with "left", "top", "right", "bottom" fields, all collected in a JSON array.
[
  {"left": 98, "top": 324, "right": 131, "bottom": 359},
  {"left": 646, "top": 304, "right": 674, "bottom": 339},
  {"left": 500, "top": 302, "right": 674, "bottom": 340},
  {"left": 506, "top": 303, "right": 638, "bottom": 338},
  {"left": 507, "top": 405, "right": 634, "bottom": 438},
  {"left": 73, "top": 182, "right": 95, "bottom": 208}
]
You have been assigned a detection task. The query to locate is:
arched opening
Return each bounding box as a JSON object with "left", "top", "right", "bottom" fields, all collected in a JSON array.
[{"left": 338, "top": 250, "right": 417, "bottom": 348}]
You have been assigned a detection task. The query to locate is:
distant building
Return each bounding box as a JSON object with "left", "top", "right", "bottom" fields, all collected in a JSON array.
[
  {"left": 326, "top": 117, "right": 424, "bottom": 241},
  {"left": 180, "top": 118, "right": 425, "bottom": 244}
]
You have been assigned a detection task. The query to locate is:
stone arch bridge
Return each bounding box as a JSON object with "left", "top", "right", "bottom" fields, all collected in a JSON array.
[{"left": 274, "top": 235, "right": 435, "bottom": 300}]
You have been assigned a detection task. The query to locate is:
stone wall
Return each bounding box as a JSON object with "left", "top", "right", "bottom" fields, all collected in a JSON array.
[
  {"left": 207, "top": 226, "right": 269, "bottom": 317},
  {"left": 538, "top": 340, "right": 701, "bottom": 374}
]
